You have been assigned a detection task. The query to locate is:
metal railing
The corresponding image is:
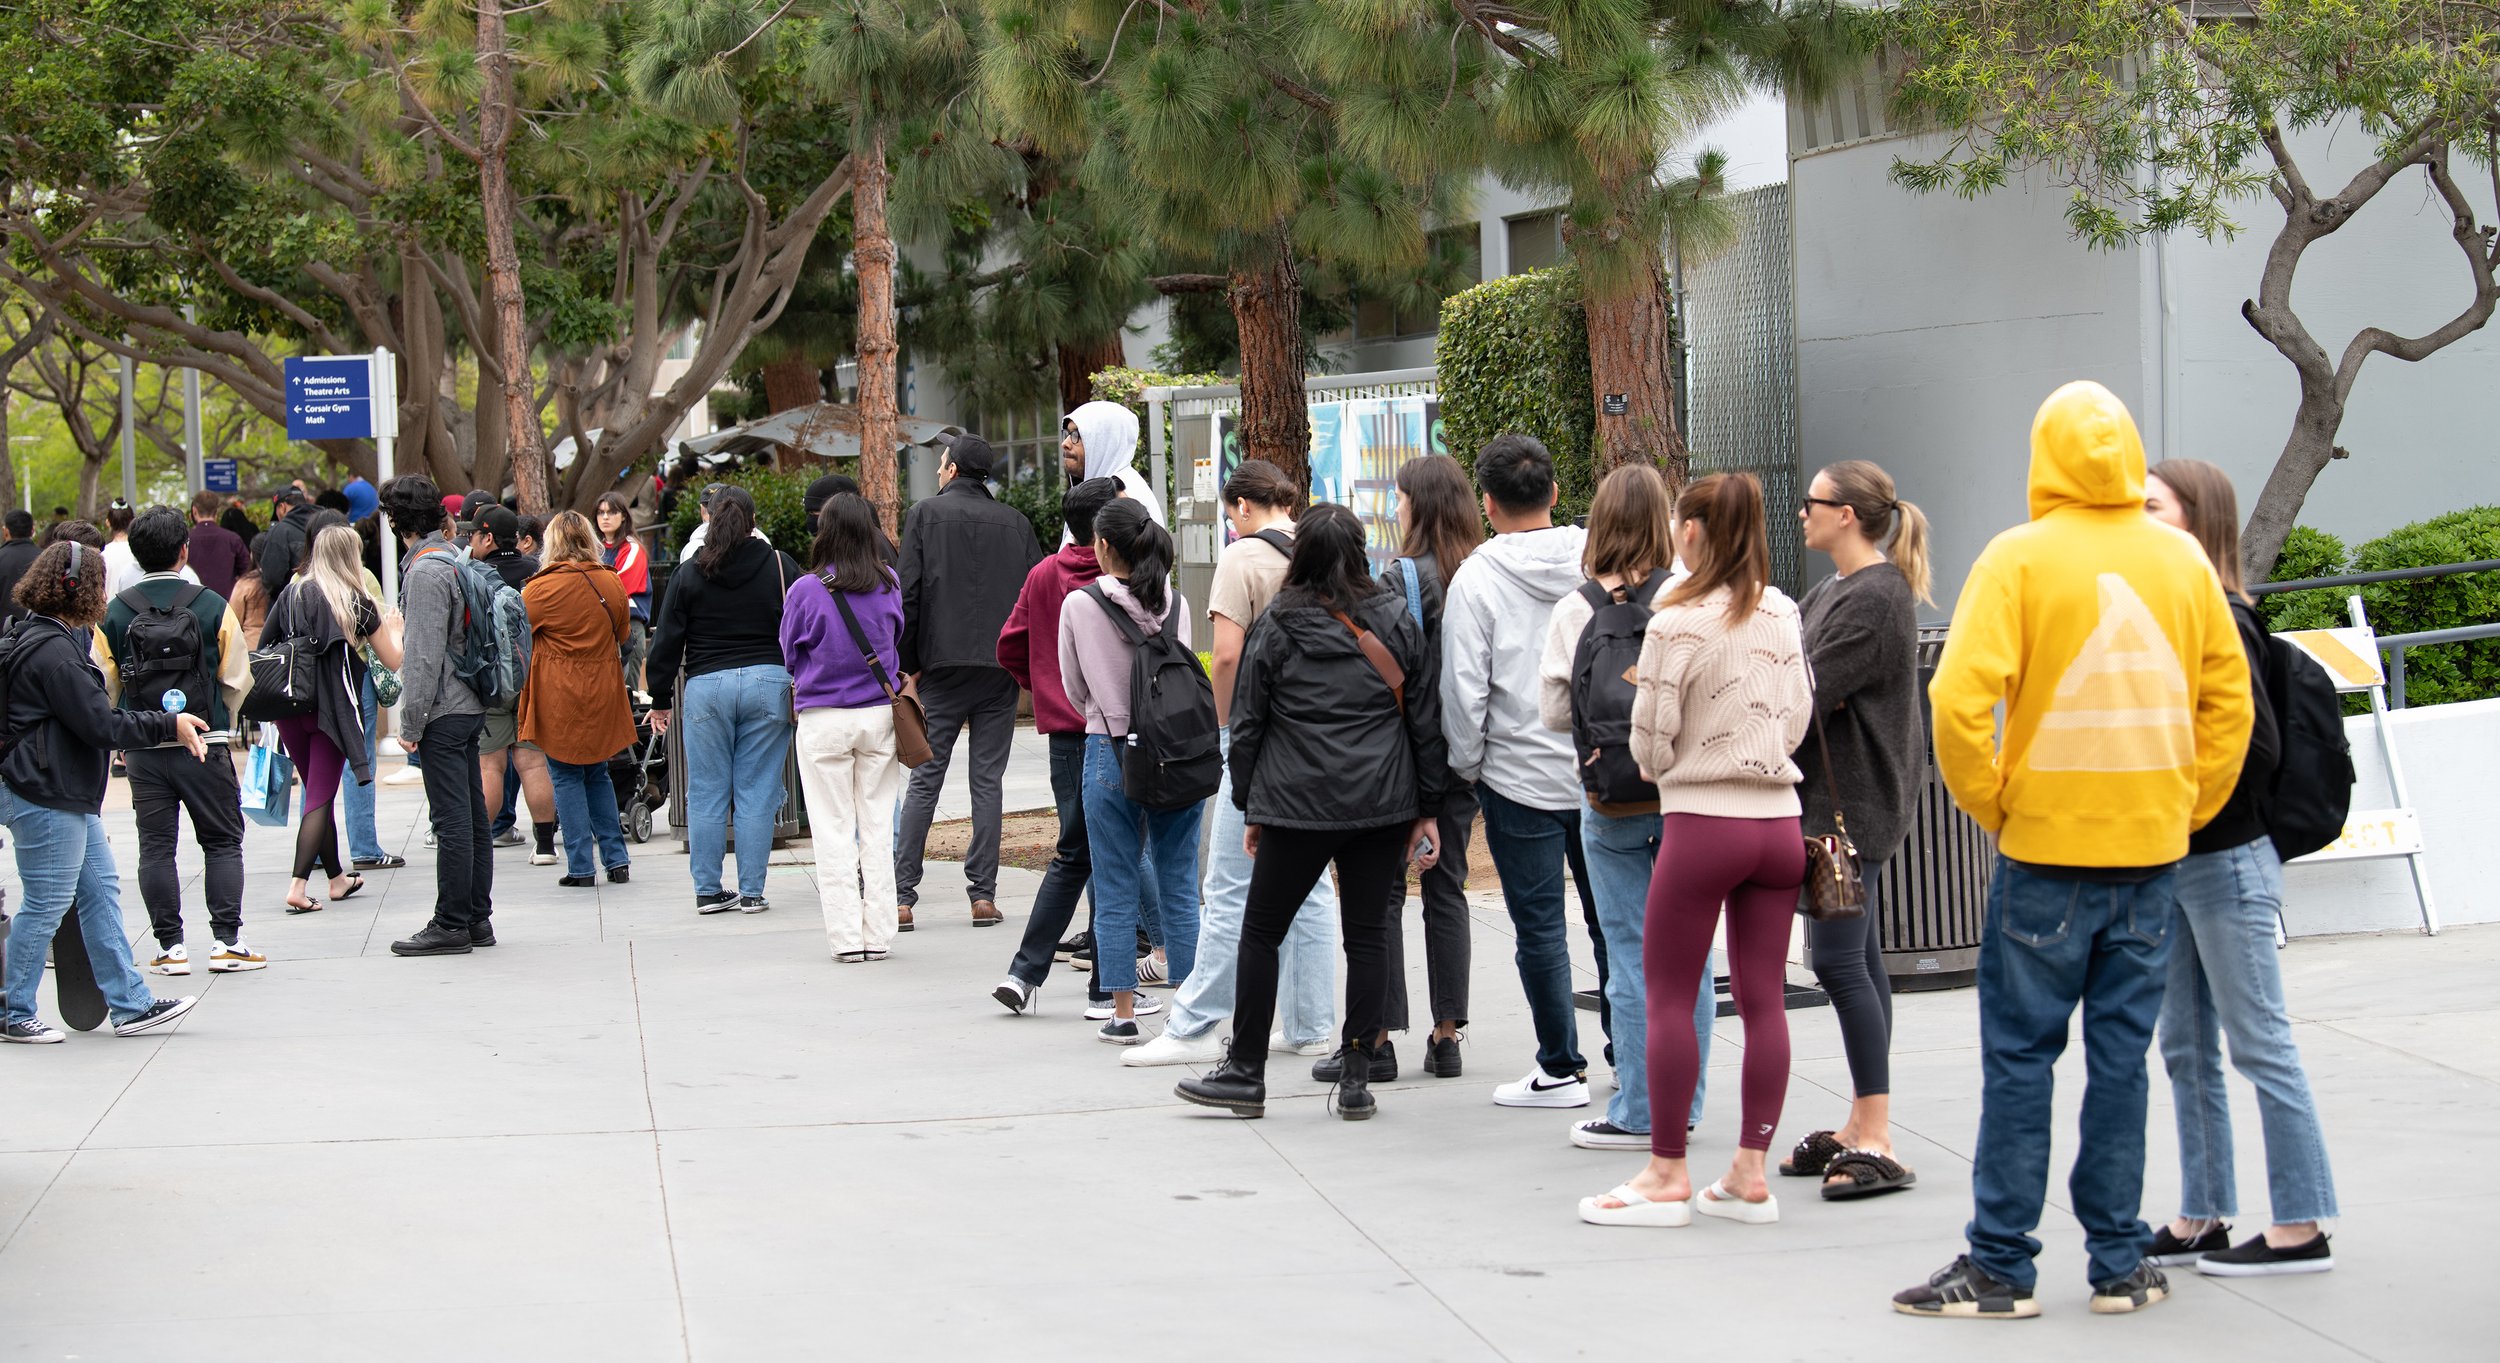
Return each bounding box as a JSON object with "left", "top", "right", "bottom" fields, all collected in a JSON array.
[{"left": 2251, "top": 559, "right": 2499, "bottom": 709}]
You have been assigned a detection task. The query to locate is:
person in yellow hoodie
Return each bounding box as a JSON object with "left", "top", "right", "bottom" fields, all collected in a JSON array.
[{"left": 1893, "top": 382, "right": 2252, "bottom": 1322}]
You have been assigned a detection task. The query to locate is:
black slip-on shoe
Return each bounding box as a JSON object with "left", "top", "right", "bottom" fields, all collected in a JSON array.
[
  {"left": 1893, "top": 1256, "right": 2040, "bottom": 1320},
  {"left": 2146, "top": 1221, "right": 2232, "bottom": 1267},
  {"left": 2198, "top": 1232, "right": 2333, "bottom": 1277},
  {"left": 1423, "top": 1033, "right": 1463, "bottom": 1077},
  {"left": 1312, "top": 1037, "right": 1399, "bottom": 1083},
  {"left": 558, "top": 875, "right": 597, "bottom": 888},
  {"left": 469, "top": 921, "right": 497, "bottom": 948}
]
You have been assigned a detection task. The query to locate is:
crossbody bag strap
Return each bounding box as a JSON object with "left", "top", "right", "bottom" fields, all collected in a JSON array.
[
  {"left": 827, "top": 581, "right": 900, "bottom": 702},
  {"left": 1809, "top": 706, "right": 1853, "bottom": 853},
  {"left": 1333, "top": 608, "right": 1406, "bottom": 712}
]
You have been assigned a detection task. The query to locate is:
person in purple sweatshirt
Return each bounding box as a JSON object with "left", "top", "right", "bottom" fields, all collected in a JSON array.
[{"left": 780, "top": 492, "right": 909, "bottom": 962}]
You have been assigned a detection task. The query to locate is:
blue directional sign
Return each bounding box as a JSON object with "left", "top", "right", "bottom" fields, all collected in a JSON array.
[
  {"left": 203, "top": 458, "right": 239, "bottom": 494},
  {"left": 285, "top": 355, "right": 378, "bottom": 441}
]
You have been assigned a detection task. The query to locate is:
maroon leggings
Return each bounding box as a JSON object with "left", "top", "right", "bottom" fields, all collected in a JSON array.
[
  {"left": 275, "top": 716, "right": 346, "bottom": 882},
  {"left": 1644, "top": 813, "right": 1807, "bottom": 1160}
]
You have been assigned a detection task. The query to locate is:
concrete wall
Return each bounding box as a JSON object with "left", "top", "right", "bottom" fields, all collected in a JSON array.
[{"left": 2281, "top": 697, "right": 2499, "bottom": 936}]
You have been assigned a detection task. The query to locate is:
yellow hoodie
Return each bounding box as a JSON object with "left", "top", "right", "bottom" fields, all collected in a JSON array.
[{"left": 1929, "top": 382, "right": 2253, "bottom": 867}]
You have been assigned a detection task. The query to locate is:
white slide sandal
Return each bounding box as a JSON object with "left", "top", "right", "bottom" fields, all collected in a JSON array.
[
  {"left": 1694, "top": 1179, "right": 1780, "bottom": 1225},
  {"left": 1578, "top": 1184, "right": 1693, "bottom": 1228}
]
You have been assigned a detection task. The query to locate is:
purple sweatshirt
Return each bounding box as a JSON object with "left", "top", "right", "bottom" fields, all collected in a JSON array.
[
  {"left": 1057, "top": 576, "right": 1192, "bottom": 737},
  {"left": 780, "top": 573, "right": 905, "bottom": 711}
]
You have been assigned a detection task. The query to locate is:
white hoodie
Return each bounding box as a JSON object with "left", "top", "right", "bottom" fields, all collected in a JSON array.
[
  {"left": 1063, "top": 401, "right": 1164, "bottom": 542},
  {"left": 1440, "top": 524, "right": 1590, "bottom": 811}
]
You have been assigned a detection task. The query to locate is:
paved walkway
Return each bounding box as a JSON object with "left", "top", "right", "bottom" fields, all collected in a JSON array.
[{"left": 0, "top": 765, "right": 2482, "bottom": 1361}]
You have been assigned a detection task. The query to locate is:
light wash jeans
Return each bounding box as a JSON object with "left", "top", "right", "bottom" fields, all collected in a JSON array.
[
  {"left": 683, "top": 664, "right": 792, "bottom": 898},
  {"left": 342, "top": 669, "right": 384, "bottom": 862},
  {"left": 2159, "top": 838, "right": 2338, "bottom": 1225},
  {"left": 547, "top": 758, "right": 630, "bottom": 878},
  {"left": 1079, "top": 735, "right": 1201, "bottom": 993},
  {"left": 1164, "top": 729, "right": 1337, "bottom": 1046},
  {"left": 1, "top": 788, "right": 157, "bottom": 1025},
  {"left": 1581, "top": 807, "right": 1711, "bottom": 1132}
]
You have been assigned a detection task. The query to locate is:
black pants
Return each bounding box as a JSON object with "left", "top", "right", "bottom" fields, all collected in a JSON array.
[
  {"left": 1383, "top": 784, "right": 1475, "bottom": 1031},
  {"left": 128, "top": 746, "right": 246, "bottom": 949},
  {"left": 1234, "top": 822, "right": 1409, "bottom": 1081},
  {"left": 1805, "top": 860, "right": 1893, "bottom": 1096},
  {"left": 1561, "top": 807, "right": 1612, "bottom": 1061},
  {"left": 419, "top": 713, "right": 494, "bottom": 930},
  {"left": 1006, "top": 733, "right": 1107, "bottom": 1002},
  {"left": 894, "top": 666, "right": 1020, "bottom": 905}
]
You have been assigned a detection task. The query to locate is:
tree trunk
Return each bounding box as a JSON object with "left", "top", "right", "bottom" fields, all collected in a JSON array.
[
  {"left": 2241, "top": 379, "right": 2346, "bottom": 580},
  {"left": 474, "top": 0, "right": 547, "bottom": 516},
  {"left": 1228, "top": 230, "right": 1310, "bottom": 498},
  {"left": 1584, "top": 240, "right": 1687, "bottom": 486},
  {"left": 759, "top": 356, "right": 822, "bottom": 415},
  {"left": 76, "top": 454, "right": 102, "bottom": 521},
  {"left": 853, "top": 123, "right": 901, "bottom": 539},
  {"left": 1057, "top": 331, "right": 1129, "bottom": 424},
  {"left": 0, "top": 397, "right": 15, "bottom": 516}
]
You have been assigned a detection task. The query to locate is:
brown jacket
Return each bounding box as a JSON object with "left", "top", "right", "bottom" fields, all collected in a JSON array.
[{"left": 519, "top": 561, "right": 636, "bottom": 765}]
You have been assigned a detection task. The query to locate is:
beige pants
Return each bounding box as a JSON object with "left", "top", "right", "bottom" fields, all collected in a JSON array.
[{"left": 794, "top": 705, "right": 903, "bottom": 956}]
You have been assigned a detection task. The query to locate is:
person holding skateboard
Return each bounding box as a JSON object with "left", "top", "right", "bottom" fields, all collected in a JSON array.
[{"left": 0, "top": 538, "right": 211, "bottom": 1043}]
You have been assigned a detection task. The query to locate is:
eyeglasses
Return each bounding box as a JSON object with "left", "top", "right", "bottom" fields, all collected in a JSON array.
[{"left": 1799, "top": 497, "right": 1849, "bottom": 514}]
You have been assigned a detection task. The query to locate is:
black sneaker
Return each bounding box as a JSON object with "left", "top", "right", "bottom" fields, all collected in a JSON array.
[
  {"left": 1312, "top": 1037, "right": 1399, "bottom": 1083},
  {"left": 607, "top": 865, "right": 630, "bottom": 884},
  {"left": 696, "top": 891, "right": 740, "bottom": 915},
  {"left": 1423, "top": 1033, "right": 1463, "bottom": 1077},
  {"left": 2146, "top": 1221, "right": 2232, "bottom": 1267},
  {"left": 1893, "top": 1255, "right": 2040, "bottom": 1320},
  {"left": 739, "top": 896, "right": 770, "bottom": 914},
  {"left": 391, "top": 922, "right": 475, "bottom": 956},
  {"left": 113, "top": 995, "right": 200, "bottom": 1036},
  {"left": 2, "top": 1017, "right": 65, "bottom": 1044},
  {"left": 2198, "top": 1231, "right": 2333, "bottom": 1277},
  {"left": 558, "top": 875, "right": 597, "bottom": 888},
  {"left": 1097, "top": 1018, "right": 1142, "bottom": 1045},
  {"left": 353, "top": 854, "right": 407, "bottom": 870},
  {"left": 469, "top": 921, "right": 497, "bottom": 948},
  {"left": 1056, "top": 930, "right": 1090, "bottom": 963},
  {"left": 2089, "top": 1262, "right": 2169, "bottom": 1314}
]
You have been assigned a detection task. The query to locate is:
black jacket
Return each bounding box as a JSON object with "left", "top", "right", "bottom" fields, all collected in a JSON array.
[
  {"left": 644, "top": 535, "right": 804, "bottom": 709},
  {"left": 0, "top": 538, "right": 39, "bottom": 623},
  {"left": 898, "top": 479, "right": 1041, "bottom": 675},
  {"left": 1229, "top": 588, "right": 1450, "bottom": 830},
  {"left": 257, "top": 510, "right": 311, "bottom": 592},
  {"left": 2190, "top": 599, "right": 2283, "bottom": 855},
  {"left": 262, "top": 582, "right": 380, "bottom": 786},
  {"left": 0, "top": 616, "right": 180, "bottom": 813}
]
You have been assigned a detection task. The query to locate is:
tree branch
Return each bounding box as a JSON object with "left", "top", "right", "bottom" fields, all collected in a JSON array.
[{"left": 2331, "top": 146, "right": 2500, "bottom": 401}]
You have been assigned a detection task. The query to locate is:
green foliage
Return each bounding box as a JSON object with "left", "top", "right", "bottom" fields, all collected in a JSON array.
[
  {"left": 663, "top": 465, "right": 815, "bottom": 563},
  {"left": 2265, "top": 509, "right": 2500, "bottom": 707},
  {"left": 994, "top": 475, "right": 1063, "bottom": 549},
  {"left": 1089, "top": 366, "right": 1231, "bottom": 412},
  {"left": 2258, "top": 525, "right": 2350, "bottom": 618},
  {"left": 1435, "top": 266, "right": 1597, "bottom": 519}
]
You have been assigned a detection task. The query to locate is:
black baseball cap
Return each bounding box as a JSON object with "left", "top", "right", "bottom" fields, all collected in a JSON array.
[
  {"left": 804, "top": 473, "right": 859, "bottom": 518},
  {"left": 473, "top": 505, "right": 519, "bottom": 549},
  {"left": 942, "top": 434, "right": 995, "bottom": 479}
]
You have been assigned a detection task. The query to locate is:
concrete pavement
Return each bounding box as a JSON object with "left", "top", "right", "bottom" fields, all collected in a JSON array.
[{"left": 0, "top": 764, "right": 2482, "bottom": 1361}]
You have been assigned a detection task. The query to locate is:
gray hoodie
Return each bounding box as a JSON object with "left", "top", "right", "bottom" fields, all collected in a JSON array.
[
  {"left": 1063, "top": 401, "right": 1164, "bottom": 540},
  {"left": 1440, "top": 524, "right": 1589, "bottom": 811}
]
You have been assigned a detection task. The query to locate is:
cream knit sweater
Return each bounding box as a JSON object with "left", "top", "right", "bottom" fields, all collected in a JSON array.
[{"left": 1629, "top": 585, "right": 1814, "bottom": 819}]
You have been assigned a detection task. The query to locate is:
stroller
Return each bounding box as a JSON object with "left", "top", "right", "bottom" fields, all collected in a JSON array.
[{"left": 611, "top": 700, "right": 669, "bottom": 844}]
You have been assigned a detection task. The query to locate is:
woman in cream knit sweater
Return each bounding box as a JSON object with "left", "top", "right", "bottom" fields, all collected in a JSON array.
[{"left": 1579, "top": 472, "right": 1813, "bottom": 1230}]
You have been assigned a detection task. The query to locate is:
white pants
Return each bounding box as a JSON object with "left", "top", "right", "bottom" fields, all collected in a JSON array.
[{"left": 794, "top": 705, "right": 903, "bottom": 956}]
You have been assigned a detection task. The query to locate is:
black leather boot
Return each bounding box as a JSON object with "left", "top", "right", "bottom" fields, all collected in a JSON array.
[
  {"left": 1331, "top": 1040, "right": 1378, "bottom": 1121},
  {"left": 1176, "top": 1053, "right": 1266, "bottom": 1118},
  {"left": 1312, "top": 1036, "right": 1399, "bottom": 1083}
]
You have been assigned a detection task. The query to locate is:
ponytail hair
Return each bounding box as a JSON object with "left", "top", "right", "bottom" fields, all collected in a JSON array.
[
  {"left": 1818, "top": 459, "right": 1933, "bottom": 605},
  {"left": 1662, "top": 472, "right": 1771, "bottom": 625},
  {"left": 1094, "top": 497, "right": 1173, "bottom": 617}
]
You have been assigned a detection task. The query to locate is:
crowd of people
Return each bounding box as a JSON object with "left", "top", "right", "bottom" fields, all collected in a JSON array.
[{"left": 0, "top": 378, "right": 2345, "bottom": 1319}]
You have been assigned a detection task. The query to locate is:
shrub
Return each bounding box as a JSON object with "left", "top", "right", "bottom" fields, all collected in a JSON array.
[
  {"left": 996, "top": 476, "right": 1064, "bottom": 549},
  {"left": 663, "top": 465, "right": 813, "bottom": 563},
  {"left": 1436, "top": 265, "right": 1597, "bottom": 520},
  {"left": 2263, "top": 509, "right": 2499, "bottom": 707}
]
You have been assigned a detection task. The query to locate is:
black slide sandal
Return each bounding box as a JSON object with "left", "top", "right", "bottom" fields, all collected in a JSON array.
[
  {"left": 1779, "top": 1130, "right": 1843, "bottom": 1177},
  {"left": 1822, "top": 1149, "right": 1917, "bottom": 1200}
]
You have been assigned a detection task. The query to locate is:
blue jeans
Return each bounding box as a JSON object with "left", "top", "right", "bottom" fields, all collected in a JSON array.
[
  {"left": 1580, "top": 807, "right": 1712, "bottom": 1132},
  {"left": 1476, "top": 783, "right": 1585, "bottom": 1078},
  {"left": 342, "top": 669, "right": 384, "bottom": 862},
  {"left": 1164, "top": 729, "right": 1336, "bottom": 1046},
  {"left": 548, "top": 757, "right": 630, "bottom": 879},
  {"left": 2159, "top": 839, "right": 2338, "bottom": 1225},
  {"left": 683, "top": 664, "right": 792, "bottom": 898},
  {"left": 1080, "top": 735, "right": 1201, "bottom": 993},
  {"left": 1967, "top": 857, "right": 2175, "bottom": 1291},
  {"left": 1, "top": 789, "right": 157, "bottom": 1025}
]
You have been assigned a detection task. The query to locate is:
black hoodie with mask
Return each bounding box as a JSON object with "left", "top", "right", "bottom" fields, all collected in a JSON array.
[{"left": 644, "top": 535, "right": 805, "bottom": 710}]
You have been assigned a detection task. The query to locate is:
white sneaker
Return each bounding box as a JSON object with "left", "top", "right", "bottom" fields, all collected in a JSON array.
[
  {"left": 1493, "top": 1067, "right": 1591, "bottom": 1109},
  {"left": 1135, "top": 954, "right": 1169, "bottom": 986},
  {"left": 208, "top": 941, "right": 268, "bottom": 973},
  {"left": 530, "top": 850, "right": 556, "bottom": 866},
  {"left": 1269, "top": 1030, "right": 1331, "bottom": 1057},
  {"left": 384, "top": 764, "right": 426, "bottom": 786},
  {"left": 1083, "top": 995, "right": 1164, "bottom": 1021},
  {"left": 145, "top": 943, "right": 190, "bottom": 976},
  {"left": 1122, "top": 1028, "right": 1222, "bottom": 1066}
]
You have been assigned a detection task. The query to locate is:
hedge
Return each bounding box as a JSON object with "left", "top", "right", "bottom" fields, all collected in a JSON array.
[
  {"left": 664, "top": 466, "right": 815, "bottom": 563},
  {"left": 1436, "top": 265, "right": 1598, "bottom": 520},
  {"left": 2263, "top": 507, "right": 2500, "bottom": 708}
]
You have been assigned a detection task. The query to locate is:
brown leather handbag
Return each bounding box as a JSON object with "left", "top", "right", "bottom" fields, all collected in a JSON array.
[
  {"left": 829, "top": 583, "right": 933, "bottom": 768},
  {"left": 1800, "top": 715, "right": 1867, "bottom": 922}
]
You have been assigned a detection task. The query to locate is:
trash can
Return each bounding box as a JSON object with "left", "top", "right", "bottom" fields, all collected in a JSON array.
[
  {"left": 1877, "top": 630, "right": 1990, "bottom": 992},
  {"left": 664, "top": 673, "right": 807, "bottom": 849}
]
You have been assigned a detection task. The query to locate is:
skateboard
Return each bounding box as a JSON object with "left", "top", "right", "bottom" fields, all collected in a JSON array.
[{"left": 50, "top": 913, "right": 108, "bottom": 1032}]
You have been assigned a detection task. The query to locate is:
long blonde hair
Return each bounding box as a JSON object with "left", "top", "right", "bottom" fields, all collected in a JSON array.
[
  {"left": 1818, "top": 459, "right": 1934, "bottom": 605},
  {"left": 300, "top": 525, "right": 373, "bottom": 645},
  {"left": 541, "top": 510, "right": 602, "bottom": 566}
]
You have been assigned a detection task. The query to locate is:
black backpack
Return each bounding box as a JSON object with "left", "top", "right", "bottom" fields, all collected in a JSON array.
[
  {"left": 1083, "top": 583, "right": 1221, "bottom": 810},
  {"left": 1568, "top": 569, "right": 1673, "bottom": 806},
  {"left": 2258, "top": 631, "right": 2356, "bottom": 862},
  {"left": 118, "top": 584, "right": 213, "bottom": 717}
]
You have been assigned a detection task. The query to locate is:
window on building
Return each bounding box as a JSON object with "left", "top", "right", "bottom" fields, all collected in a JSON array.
[
  {"left": 979, "top": 398, "right": 1060, "bottom": 489},
  {"left": 1506, "top": 211, "right": 1564, "bottom": 274}
]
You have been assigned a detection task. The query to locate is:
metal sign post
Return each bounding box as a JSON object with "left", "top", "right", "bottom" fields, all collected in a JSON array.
[
  {"left": 372, "top": 348, "right": 399, "bottom": 604},
  {"left": 2283, "top": 597, "right": 2439, "bottom": 936},
  {"left": 284, "top": 348, "right": 399, "bottom": 598}
]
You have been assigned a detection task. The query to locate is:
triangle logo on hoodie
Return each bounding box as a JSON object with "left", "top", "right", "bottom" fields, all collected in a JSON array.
[{"left": 2030, "top": 573, "right": 2193, "bottom": 773}]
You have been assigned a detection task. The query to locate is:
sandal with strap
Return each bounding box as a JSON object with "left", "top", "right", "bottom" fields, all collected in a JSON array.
[
  {"left": 283, "top": 896, "right": 323, "bottom": 915},
  {"left": 1695, "top": 1179, "right": 1781, "bottom": 1225},
  {"left": 1577, "top": 1183, "right": 1692, "bottom": 1228},
  {"left": 1779, "top": 1129, "right": 1843, "bottom": 1177},
  {"left": 330, "top": 874, "right": 365, "bottom": 902},
  {"left": 1821, "top": 1148, "right": 1917, "bottom": 1201}
]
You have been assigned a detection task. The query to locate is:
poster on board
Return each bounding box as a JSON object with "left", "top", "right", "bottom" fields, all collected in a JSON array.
[{"left": 1215, "top": 397, "right": 1447, "bottom": 567}]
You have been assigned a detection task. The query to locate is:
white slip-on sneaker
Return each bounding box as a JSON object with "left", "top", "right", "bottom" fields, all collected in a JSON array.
[
  {"left": 1269, "top": 1031, "right": 1331, "bottom": 1057},
  {"left": 1493, "top": 1067, "right": 1591, "bottom": 1109},
  {"left": 1122, "top": 1028, "right": 1223, "bottom": 1066},
  {"left": 146, "top": 943, "right": 191, "bottom": 976}
]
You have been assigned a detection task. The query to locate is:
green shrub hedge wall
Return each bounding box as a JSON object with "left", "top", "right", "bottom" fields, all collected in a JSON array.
[
  {"left": 664, "top": 466, "right": 815, "bottom": 564},
  {"left": 1436, "top": 266, "right": 1597, "bottom": 521},
  {"left": 2263, "top": 508, "right": 2499, "bottom": 707}
]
